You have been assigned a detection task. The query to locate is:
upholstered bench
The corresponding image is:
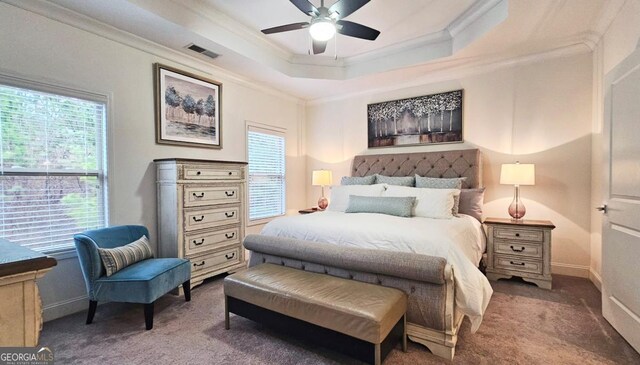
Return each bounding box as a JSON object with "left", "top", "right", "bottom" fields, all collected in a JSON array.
[{"left": 224, "top": 264, "right": 407, "bottom": 365}]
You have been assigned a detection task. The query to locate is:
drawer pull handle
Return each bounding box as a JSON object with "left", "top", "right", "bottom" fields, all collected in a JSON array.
[
  {"left": 193, "top": 239, "right": 205, "bottom": 246},
  {"left": 225, "top": 232, "right": 235, "bottom": 239},
  {"left": 196, "top": 171, "right": 201, "bottom": 175},
  {"left": 192, "top": 192, "right": 205, "bottom": 198},
  {"left": 193, "top": 261, "right": 205, "bottom": 267},
  {"left": 510, "top": 261, "right": 526, "bottom": 266},
  {"left": 515, "top": 233, "right": 520, "bottom": 237},
  {"left": 228, "top": 171, "right": 233, "bottom": 176},
  {"left": 225, "top": 212, "right": 235, "bottom": 218},
  {"left": 225, "top": 191, "right": 235, "bottom": 197},
  {"left": 192, "top": 215, "right": 205, "bottom": 222},
  {"left": 225, "top": 253, "right": 236, "bottom": 260},
  {"left": 510, "top": 246, "right": 525, "bottom": 252}
]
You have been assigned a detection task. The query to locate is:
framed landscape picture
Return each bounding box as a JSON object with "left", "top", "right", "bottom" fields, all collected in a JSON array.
[
  {"left": 367, "top": 89, "right": 463, "bottom": 148},
  {"left": 154, "top": 63, "right": 222, "bottom": 149}
]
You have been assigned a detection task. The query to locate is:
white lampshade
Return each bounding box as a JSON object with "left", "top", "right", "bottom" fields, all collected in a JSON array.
[
  {"left": 500, "top": 163, "right": 535, "bottom": 185},
  {"left": 309, "top": 19, "right": 336, "bottom": 41},
  {"left": 312, "top": 170, "right": 333, "bottom": 186}
]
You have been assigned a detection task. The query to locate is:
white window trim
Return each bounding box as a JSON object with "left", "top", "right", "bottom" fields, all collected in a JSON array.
[
  {"left": 0, "top": 72, "right": 110, "bottom": 255},
  {"left": 245, "top": 120, "right": 286, "bottom": 227}
]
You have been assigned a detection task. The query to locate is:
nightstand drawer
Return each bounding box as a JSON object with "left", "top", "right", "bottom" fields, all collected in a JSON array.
[
  {"left": 494, "top": 227, "right": 543, "bottom": 242},
  {"left": 494, "top": 255, "right": 542, "bottom": 274},
  {"left": 494, "top": 241, "right": 542, "bottom": 258}
]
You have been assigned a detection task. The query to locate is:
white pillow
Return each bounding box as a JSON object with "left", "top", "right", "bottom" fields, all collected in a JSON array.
[
  {"left": 328, "top": 184, "right": 386, "bottom": 212},
  {"left": 383, "top": 185, "right": 460, "bottom": 219}
]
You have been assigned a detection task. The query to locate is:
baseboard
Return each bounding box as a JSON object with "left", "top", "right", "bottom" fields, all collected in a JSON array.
[
  {"left": 589, "top": 268, "right": 602, "bottom": 291},
  {"left": 551, "top": 262, "right": 590, "bottom": 278},
  {"left": 43, "top": 294, "right": 88, "bottom": 322}
]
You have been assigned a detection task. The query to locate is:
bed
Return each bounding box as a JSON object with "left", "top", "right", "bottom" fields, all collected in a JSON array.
[{"left": 247, "top": 149, "right": 492, "bottom": 360}]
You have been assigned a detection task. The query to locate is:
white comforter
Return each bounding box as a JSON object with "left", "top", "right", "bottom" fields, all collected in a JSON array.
[{"left": 261, "top": 211, "right": 493, "bottom": 332}]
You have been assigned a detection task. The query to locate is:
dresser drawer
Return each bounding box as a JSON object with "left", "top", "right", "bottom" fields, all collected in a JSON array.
[
  {"left": 183, "top": 165, "right": 242, "bottom": 180},
  {"left": 494, "top": 227, "right": 543, "bottom": 242},
  {"left": 184, "top": 205, "right": 241, "bottom": 231},
  {"left": 184, "top": 185, "right": 241, "bottom": 207},
  {"left": 189, "top": 247, "right": 241, "bottom": 274},
  {"left": 494, "top": 241, "right": 542, "bottom": 258},
  {"left": 494, "top": 255, "right": 543, "bottom": 274},
  {"left": 184, "top": 226, "right": 240, "bottom": 255}
]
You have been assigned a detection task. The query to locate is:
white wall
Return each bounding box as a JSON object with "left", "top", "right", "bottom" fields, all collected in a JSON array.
[
  {"left": 0, "top": 3, "right": 306, "bottom": 320},
  {"left": 590, "top": 0, "right": 640, "bottom": 289},
  {"left": 306, "top": 53, "right": 594, "bottom": 278}
]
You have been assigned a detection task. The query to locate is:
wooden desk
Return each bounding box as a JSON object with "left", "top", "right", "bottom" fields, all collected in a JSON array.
[{"left": 0, "top": 239, "right": 57, "bottom": 346}]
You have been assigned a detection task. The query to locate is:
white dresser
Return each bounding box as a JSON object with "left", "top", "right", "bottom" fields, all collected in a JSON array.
[{"left": 155, "top": 158, "right": 247, "bottom": 288}]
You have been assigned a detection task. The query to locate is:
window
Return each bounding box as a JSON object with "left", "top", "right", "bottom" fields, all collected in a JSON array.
[
  {"left": 247, "top": 124, "right": 285, "bottom": 222},
  {"left": 0, "top": 81, "right": 107, "bottom": 252}
]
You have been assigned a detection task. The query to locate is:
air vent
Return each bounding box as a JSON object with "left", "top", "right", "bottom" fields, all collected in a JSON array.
[{"left": 185, "top": 44, "right": 220, "bottom": 60}]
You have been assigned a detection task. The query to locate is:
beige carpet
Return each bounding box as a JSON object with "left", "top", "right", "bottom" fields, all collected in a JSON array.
[{"left": 40, "top": 275, "right": 639, "bottom": 364}]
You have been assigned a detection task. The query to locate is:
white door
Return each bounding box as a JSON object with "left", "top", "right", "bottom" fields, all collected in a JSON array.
[{"left": 601, "top": 43, "right": 640, "bottom": 353}]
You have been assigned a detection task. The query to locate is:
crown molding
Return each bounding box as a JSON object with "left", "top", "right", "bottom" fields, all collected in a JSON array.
[
  {"left": 307, "top": 42, "right": 592, "bottom": 106},
  {"left": 1, "top": 0, "right": 304, "bottom": 104}
]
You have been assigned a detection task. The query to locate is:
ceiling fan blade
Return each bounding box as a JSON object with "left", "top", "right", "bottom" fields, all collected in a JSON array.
[
  {"left": 312, "top": 39, "right": 327, "bottom": 54},
  {"left": 336, "top": 20, "right": 380, "bottom": 40},
  {"left": 329, "top": 0, "right": 370, "bottom": 20},
  {"left": 262, "top": 22, "right": 309, "bottom": 34},
  {"left": 290, "top": 0, "right": 319, "bottom": 16}
]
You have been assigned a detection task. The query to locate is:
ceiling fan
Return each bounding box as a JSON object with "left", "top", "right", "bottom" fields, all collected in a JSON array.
[{"left": 261, "top": 0, "right": 380, "bottom": 55}]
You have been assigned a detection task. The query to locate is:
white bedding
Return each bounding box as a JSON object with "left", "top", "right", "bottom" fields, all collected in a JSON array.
[{"left": 261, "top": 211, "right": 493, "bottom": 332}]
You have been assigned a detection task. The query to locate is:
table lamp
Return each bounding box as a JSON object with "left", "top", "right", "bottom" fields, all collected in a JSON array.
[
  {"left": 312, "top": 170, "right": 332, "bottom": 210},
  {"left": 500, "top": 162, "right": 535, "bottom": 220}
]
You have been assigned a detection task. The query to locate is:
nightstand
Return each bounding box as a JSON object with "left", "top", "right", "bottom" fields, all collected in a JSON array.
[{"left": 484, "top": 217, "right": 555, "bottom": 289}]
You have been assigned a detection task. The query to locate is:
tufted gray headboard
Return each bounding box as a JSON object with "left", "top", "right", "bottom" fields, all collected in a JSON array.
[{"left": 351, "top": 149, "right": 482, "bottom": 189}]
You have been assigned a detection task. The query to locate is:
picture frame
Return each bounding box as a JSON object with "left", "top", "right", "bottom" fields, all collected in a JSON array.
[
  {"left": 154, "top": 63, "right": 222, "bottom": 149},
  {"left": 367, "top": 89, "right": 463, "bottom": 148}
]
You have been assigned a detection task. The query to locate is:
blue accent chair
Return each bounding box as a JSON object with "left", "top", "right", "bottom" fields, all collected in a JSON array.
[{"left": 74, "top": 225, "right": 191, "bottom": 330}]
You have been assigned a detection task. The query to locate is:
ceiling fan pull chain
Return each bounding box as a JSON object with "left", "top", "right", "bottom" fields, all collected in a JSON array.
[{"left": 334, "top": 33, "right": 338, "bottom": 60}]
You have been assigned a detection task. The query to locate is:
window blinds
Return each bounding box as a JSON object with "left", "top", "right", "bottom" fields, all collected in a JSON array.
[
  {"left": 247, "top": 126, "right": 285, "bottom": 221},
  {"left": 0, "top": 83, "right": 107, "bottom": 252}
]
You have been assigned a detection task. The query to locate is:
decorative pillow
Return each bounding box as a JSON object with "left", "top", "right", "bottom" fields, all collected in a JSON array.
[
  {"left": 341, "top": 175, "right": 376, "bottom": 185},
  {"left": 345, "top": 195, "right": 416, "bottom": 217},
  {"left": 328, "top": 184, "right": 386, "bottom": 212},
  {"left": 383, "top": 185, "right": 459, "bottom": 219},
  {"left": 375, "top": 174, "right": 415, "bottom": 187},
  {"left": 415, "top": 176, "right": 466, "bottom": 215},
  {"left": 98, "top": 235, "right": 154, "bottom": 277},
  {"left": 415, "top": 176, "right": 466, "bottom": 189},
  {"left": 459, "top": 188, "right": 485, "bottom": 222}
]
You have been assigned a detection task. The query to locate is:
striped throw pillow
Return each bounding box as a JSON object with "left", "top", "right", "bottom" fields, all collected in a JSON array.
[{"left": 98, "top": 236, "right": 154, "bottom": 277}]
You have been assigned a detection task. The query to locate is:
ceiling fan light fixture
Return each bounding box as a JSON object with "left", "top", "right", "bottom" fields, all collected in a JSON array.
[{"left": 309, "top": 18, "right": 336, "bottom": 41}]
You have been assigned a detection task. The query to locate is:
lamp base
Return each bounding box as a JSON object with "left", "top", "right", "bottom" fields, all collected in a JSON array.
[
  {"left": 508, "top": 186, "right": 526, "bottom": 220},
  {"left": 317, "top": 196, "right": 328, "bottom": 210}
]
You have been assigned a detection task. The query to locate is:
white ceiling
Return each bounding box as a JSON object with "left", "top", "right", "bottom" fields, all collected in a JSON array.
[
  {"left": 6, "top": 0, "right": 612, "bottom": 101},
  {"left": 205, "top": 0, "right": 476, "bottom": 58}
]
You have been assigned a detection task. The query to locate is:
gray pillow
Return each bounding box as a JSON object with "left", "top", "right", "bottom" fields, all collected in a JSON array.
[
  {"left": 415, "top": 176, "right": 466, "bottom": 215},
  {"left": 345, "top": 195, "right": 416, "bottom": 217},
  {"left": 459, "top": 188, "right": 485, "bottom": 222},
  {"left": 375, "top": 174, "right": 415, "bottom": 187},
  {"left": 341, "top": 175, "right": 376, "bottom": 185},
  {"left": 415, "top": 176, "right": 466, "bottom": 189}
]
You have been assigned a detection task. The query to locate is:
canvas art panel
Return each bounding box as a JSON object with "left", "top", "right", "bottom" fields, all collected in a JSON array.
[
  {"left": 155, "top": 64, "right": 222, "bottom": 148},
  {"left": 367, "top": 90, "right": 463, "bottom": 148}
]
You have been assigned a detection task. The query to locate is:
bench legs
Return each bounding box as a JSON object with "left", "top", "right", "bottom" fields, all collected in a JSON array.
[{"left": 224, "top": 295, "right": 230, "bottom": 330}]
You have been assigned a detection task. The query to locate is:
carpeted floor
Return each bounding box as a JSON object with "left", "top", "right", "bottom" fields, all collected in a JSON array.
[{"left": 40, "top": 275, "right": 639, "bottom": 365}]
